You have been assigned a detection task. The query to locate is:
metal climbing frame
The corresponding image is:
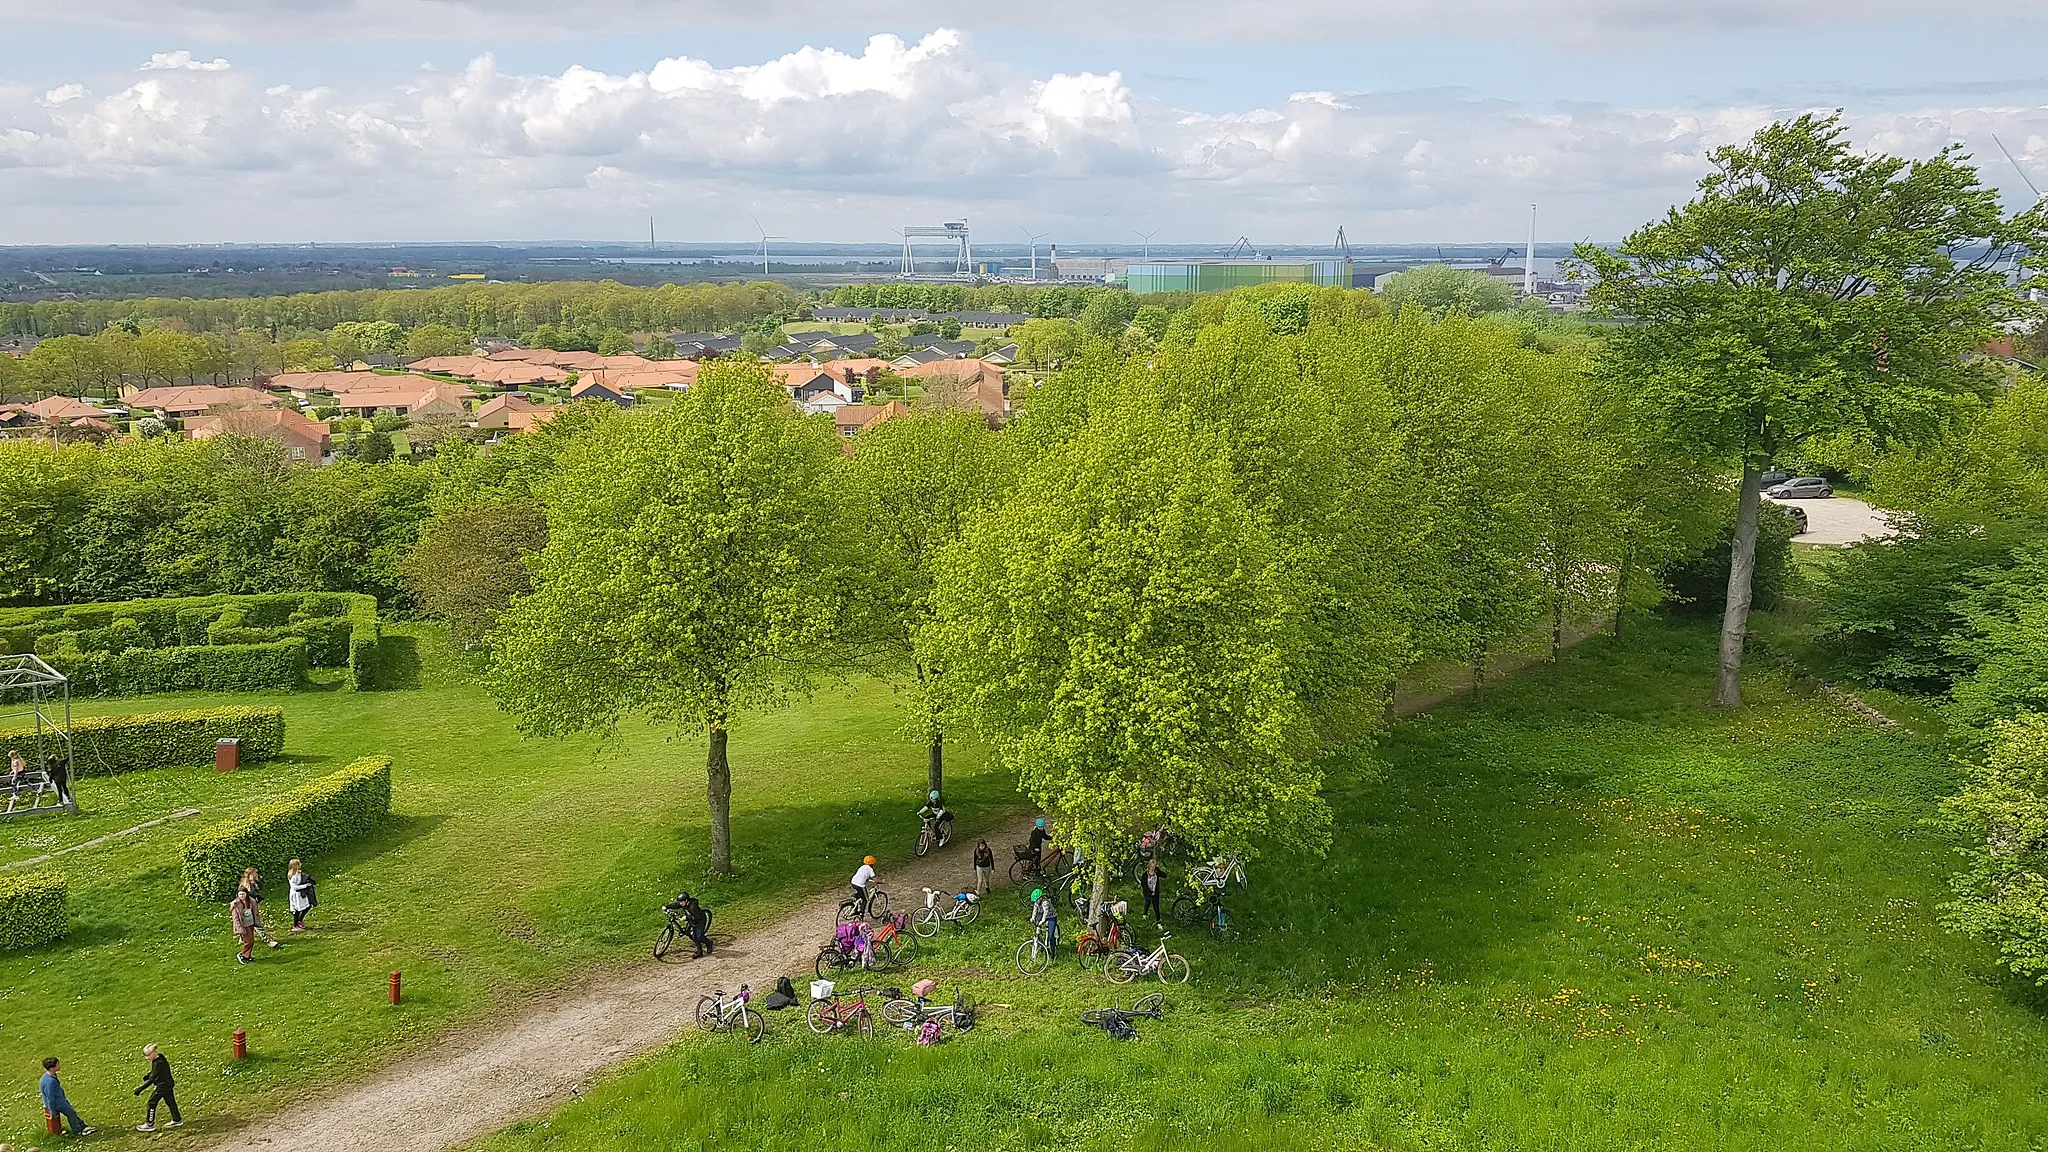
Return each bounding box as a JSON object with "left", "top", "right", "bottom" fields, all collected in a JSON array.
[{"left": 0, "top": 654, "right": 77, "bottom": 818}]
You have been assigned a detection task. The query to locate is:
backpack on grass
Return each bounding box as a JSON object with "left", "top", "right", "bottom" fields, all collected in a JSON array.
[{"left": 763, "top": 976, "right": 798, "bottom": 1011}]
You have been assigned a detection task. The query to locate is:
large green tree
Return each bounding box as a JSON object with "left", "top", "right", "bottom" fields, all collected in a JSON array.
[
  {"left": 1579, "top": 113, "right": 2046, "bottom": 707},
  {"left": 924, "top": 387, "right": 1330, "bottom": 919},
  {"left": 486, "top": 360, "right": 853, "bottom": 873},
  {"left": 844, "top": 411, "right": 1009, "bottom": 797}
]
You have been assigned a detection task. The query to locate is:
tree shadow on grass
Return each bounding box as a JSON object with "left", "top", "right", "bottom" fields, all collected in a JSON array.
[{"left": 369, "top": 634, "right": 422, "bottom": 691}]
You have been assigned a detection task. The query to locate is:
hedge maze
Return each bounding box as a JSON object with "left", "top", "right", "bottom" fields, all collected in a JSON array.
[
  {"left": 0, "top": 593, "right": 382, "bottom": 694},
  {"left": 180, "top": 755, "right": 393, "bottom": 901}
]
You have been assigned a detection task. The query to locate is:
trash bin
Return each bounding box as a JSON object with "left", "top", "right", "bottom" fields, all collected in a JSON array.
[{"left": 215, "top": 738, "right": 240, "bottom": 773}]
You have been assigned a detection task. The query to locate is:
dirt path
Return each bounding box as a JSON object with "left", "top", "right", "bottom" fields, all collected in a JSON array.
[
  {"left": 206, "top": 633, "right": 1599, "bottom": 1152},
  {"left": 207, "top": 817, "right": 1035, "bottom": 1152}
]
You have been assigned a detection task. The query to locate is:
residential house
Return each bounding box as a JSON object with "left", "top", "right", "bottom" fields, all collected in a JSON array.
[
  {"left": 490, "top": 348, "right": 609, "bottom": 372},
  {"left": 401, "top": 356, "right": 570, "bottom": 386},
  {"left": 980, "top": 343, "right": 1020, "bottom": 365},
  {"left": 832, "top": 401, "right": 908, "bottom": 438},
  {"left": 897, "top": 360, "right": 1010, "bottom": 426},
  {"left": 186, "top": 407, "right": 331, "bottom": 462},
  {"left": 329, "top": 381, "right": 476, "bottom": 419},
  {"left": 947, "top": 311, "right": 1031, "bottom": 329},
  {"left": 568, "top": 379, "right": 629, "bottom": 406},
  {"left": 122, "top": 385, "right": 278, "bottom": 419},
  {"left": 817, "top": 358, "right": 889, "bottom": 386},
  {"left": 760, "top": 344, "right": 805, "bottom": 361},
  {"left": 666, "top": 334, "right": 744, "bottom": 360},
  {"left": 474, "top": 393, "right": 560, "bottom": 433},
  {"left": 27, "top": 396, "right": 110, "bottom": 423},
  {"left": 906, "top": 338, "right": 978, "bottom": 357},
  {"left": 890, "top": 349, "right": 947, "bottom": 370},
  {"left": 791, "top": 373, "right": 861, "bottom": 415}
]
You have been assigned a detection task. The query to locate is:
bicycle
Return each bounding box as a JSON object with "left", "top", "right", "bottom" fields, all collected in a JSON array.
[
  {"left": 1190, "top": 854, "right": 1247, "bottom": 891},
  {"left": 881, "top": 991, "right": 977, "bottom": 1031},
  {"left": 1109, "top": 934, "right": 1189, "bottom": 985},
  {"left": 1008, "top": 843, "right": 1064, "bottom": 884},
  {"left": 805, "top": 982, "right": 875, "bottom": 1038},
  {"left": 1207, "top": 900, "right": 1236, "bottom": 941},
  {"left": 837, "top": 886, "right": 890, "bottom": 923},
  {"left": 653, "top": 906, "right": 713, "bottom": 960},
  {"left": 695, "top": 984, "right": 765, "bottom": 1044},
  {"left": 1076, "top": 916, "right": 1129, "bottom": 972},
  {"left": 913, "top": 888, "right": 981, "bottom": 938},
  {"left": 816, "top": 923, "right": 879, "bottom": 980},
  {"left": 870, "top": 912, "right": 918, "bottom": 966},
  {"left": 914, "top": 809, "right": 954, "bottom": 857},
  {"left": 1079, "top": 992, "right": 1165, "bottom": 1026},
  {"left": 1016, "top": 920, "right": 1056, "bottom": 975}
]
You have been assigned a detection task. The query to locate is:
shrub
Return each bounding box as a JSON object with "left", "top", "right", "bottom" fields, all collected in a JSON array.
[
  {"left": 0, "top": 707, "right": 284, "bottom": 776},
  {"left": 1659, "top": 504, "right": 1800, "bottom": 615},
  {"left": 0, "top": 592, "right": 380, "bottom": 693},
  {"left": 180, "top": 755, "right": 392, "bottom": 901},
  {"left": 0, "top": 872, "right": 68, "bottom": 951},
  {"left": 1941, "top": 714, "right": 2048, "bottom": 982}
]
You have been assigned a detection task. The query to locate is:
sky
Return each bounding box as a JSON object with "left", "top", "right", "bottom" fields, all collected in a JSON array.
[{"left": 0, "top": 0, "right": 2044, "bottom": 245}]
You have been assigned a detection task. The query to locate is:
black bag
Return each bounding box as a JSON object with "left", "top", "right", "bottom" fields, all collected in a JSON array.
[
  {"left": 763, "top": 976, "right": 798, "bottom": 1011},
  {"left": 1101, "top": 1013, "right": 1138, "bottom": 1041}
]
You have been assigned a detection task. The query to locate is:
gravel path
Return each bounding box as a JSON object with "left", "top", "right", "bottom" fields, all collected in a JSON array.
[{"left": 204, "top": 815, "right": 1034, "bottom": 1152}]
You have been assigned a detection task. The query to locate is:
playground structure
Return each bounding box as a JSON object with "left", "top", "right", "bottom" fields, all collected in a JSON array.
[{"left": 0, "top": 654, "right": 77, "bottom": 819}]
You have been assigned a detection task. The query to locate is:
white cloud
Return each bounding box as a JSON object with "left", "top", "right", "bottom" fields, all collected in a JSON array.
[
  {"left": 0, "top": 29, "right": 2043, "bottom": 243},
  {"left": 141, "top": 50, "right": 232, "bottom": 71}
]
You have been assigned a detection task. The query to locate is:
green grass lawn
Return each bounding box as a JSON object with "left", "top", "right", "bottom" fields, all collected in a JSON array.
[
  {"left": 472, "top": 622, "right": 2048, "bottom": 1152},
  {"left": 0, "top": 626, "right": 1012, "bottom": 1145}
]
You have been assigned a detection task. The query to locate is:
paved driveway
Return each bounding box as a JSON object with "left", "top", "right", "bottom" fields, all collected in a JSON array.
[{"left": 1771, "top": 494, "right": 1893, "bottom": 546}]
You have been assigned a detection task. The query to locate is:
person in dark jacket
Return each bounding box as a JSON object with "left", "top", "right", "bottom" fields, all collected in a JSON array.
[
  {"left": 1141, "top": 858, "right": 1164, "bottom": 926},
  {"left": 134, "top": 1044, "right": 181, "bottom": 1131},
  {"left": 972, "top": 839, "right": 994, "bottom": 895}
]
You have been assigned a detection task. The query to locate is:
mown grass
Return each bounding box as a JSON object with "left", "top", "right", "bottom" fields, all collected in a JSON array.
[
  {"left": 473, "top": 622, "right": 2048, "bottom": 1152},
  {"left": 0, "top": 626, "right": 1011, "bottom": 1145}
]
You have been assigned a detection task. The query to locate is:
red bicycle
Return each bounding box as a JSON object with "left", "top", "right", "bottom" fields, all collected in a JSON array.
[{"left": 805, "top": 981, "right": 875, "bottom": 1038}]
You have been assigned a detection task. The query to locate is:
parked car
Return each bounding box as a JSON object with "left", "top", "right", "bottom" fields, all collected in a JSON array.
[
  {"left": 1759, "top": 469, "right": 1792, "bottom": 488},
  {"left": 1765, "top": 476, "right": 1832, "bottom": 499},
  {"left": 1775, "top": 504, "right": 1809, "bottom": 533}
]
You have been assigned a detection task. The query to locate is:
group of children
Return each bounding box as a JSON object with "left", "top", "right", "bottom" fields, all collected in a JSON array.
[
  {"left": 23, "top": 1044, "right": 180, "bottom": 1140},
  {"left": 228, "top": 861, "right": 317, "bottom": 963}
]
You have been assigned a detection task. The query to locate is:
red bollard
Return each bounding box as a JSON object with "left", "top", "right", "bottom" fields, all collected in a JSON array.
[
  {"left": 46, "top": 1109, "right": 60, "bottom": 1134},
  {"left": 232, "top": 1028, "right": 247, "bottom": 1060},
  {"left": 390, "top": 970, "right": 402, "bottom": 1005}
]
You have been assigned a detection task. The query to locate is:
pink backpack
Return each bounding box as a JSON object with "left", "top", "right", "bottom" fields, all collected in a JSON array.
[{"left": 916, "top": 1019, "right": 943, "bottom": 1046}]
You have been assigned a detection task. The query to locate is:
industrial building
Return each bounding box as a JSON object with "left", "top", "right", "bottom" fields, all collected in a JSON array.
[{"left": 1123, "top": 257, "right": 1359, "bottom": 294}]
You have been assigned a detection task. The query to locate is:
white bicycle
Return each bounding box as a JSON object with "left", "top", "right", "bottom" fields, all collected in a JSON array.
[
  {"left": 1190, "top": 854, "right": 1246, "bottom": 891},
  {"left": 1109, "top": 934, "right": 1189, "bottom": 985},
  {"left": 913, "top": 888, "right": 981, "bottom": 938}
]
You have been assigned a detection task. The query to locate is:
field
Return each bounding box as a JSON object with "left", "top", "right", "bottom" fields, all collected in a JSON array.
[
  {"left": 469, "top": 623, "right": 2048, "bottom": 1152},
  {"left": 0, "top": 627, "right": 1012, "bottom": 1145}
]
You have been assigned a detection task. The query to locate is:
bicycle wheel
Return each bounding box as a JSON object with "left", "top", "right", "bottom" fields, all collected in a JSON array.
[
  {"left": 1159, "top": 954, "right": 1190, "bottom": 984},
  {"left": 1016, "top": 936, "right": 1050, "bottom": 975},
  {"left": 837, "top": 898, "right": 860, "bottom": 924},
  {"left": 1009, "top": 858, "right": 1032, "bottom": 884},
  {"left": 815, "top": 949, "right": 840, "bottom": 981},
  {"left": 654, "top": 922, "right": 677, "bottom": 959},
  {"left": 1107, "top": 954, "right": 1139, "bottom": 984},
  {"left": 1209, "top": 913, "right": 1235, "bottom": 941},
  {"left": 913, "top": 907, "right": 940, "bottom": 939},
  {"left": 1133, "top": 992, "right": 1165, "bottom": 1017},
  {"left": 959, "top": 899, "right": 980, "bottom": 927},
  {"left": 867, "top": 890, "right": 889, "bottom": 917},
  {"left": 885, "top": 930, "right": 919, "bottom": 965},
  {"left": 740, "top": 1006, "right": 765, "bottom": 1045},
  {"left": 806, "top": 999, "right": 834, "bottom": 1034},
  {"left": 1079, "top": 1007, "right": 1108, "bottom": 1025},
  {"left": 1171, "top": 894, "right": 1202, "bottom": 924},
  {"left": 937, "top": 817, "right": 953, "bottom": 848},
  {"left": 881, "top": 998, "right": 916, "bottom": 1024},
  {"left": 694, "top": 995, "right": 720, "bottom": 1031},
  {"left": 1077, "top": 936, "right": 1104, "bottom": 972},
  {"left": 855, "top": 1009, "right": 874, "bottom": 1039},
  {"left": 915, "top": 827, "right": 933, "bottom": 858}
]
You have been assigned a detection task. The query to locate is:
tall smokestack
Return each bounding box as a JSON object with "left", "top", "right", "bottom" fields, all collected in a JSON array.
[{"left": 1524, "top": 204, "right": 1537, "bottom": 297}]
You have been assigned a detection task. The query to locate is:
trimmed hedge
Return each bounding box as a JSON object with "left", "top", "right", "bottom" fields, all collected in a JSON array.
[
  {"left": 180, "top": 755, "right": 392, "bottom": 901},
  {"left": 0, "top": 593, "right": 381, "bottom": 694},
  {"left": 39, "top": 636, "right": 307, "bottom": 696},
  {"left": 0, "top": 707, "right": 284, "bottom": 777},
  {"left": 0, "top": 872, "right": 68, "bottom": 951}
]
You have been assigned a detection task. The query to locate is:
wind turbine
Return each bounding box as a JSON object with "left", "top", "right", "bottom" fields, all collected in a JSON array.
[
  {"left": 1134, "top": 228, "right": 1160, "bottom": 260},
  {"left": 752, "top": 218, "right": 785, "bottom": 276},
  {"left": 1022, "top": 228, "right": 1049, "bottom": 279}
]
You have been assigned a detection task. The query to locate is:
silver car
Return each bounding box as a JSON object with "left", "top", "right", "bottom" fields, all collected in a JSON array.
[{"left": 1766, "top": 476, "right": 1832, "bottom": 499}]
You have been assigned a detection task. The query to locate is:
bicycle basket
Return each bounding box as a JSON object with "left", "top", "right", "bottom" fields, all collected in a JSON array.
[
  {"left": 811, "top": 979, "right": 835, "bottom": 1001},
  {"left": 1013, "top": 844, "right": 1034, "bottom": 861}
]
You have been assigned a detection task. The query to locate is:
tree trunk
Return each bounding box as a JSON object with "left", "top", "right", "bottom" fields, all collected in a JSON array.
[
  {"left": 1710, "top": 463, "right": 1764, "bottom": 709},
  {"left": 926, "top": 730, "right": 943, "bottom": 798},
  {"left": 1551, "top": 573, "right": 1565, "bottom": 662},
  {"left": 706, "top": 720, "right": 733, "bottom": 874},
  {"left": 1089, "top": 857, "right": 1111, "bottom": 935}
]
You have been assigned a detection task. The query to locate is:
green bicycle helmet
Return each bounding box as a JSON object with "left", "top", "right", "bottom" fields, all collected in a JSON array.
[{"left": 1030, "top": 888, "right": 1044, "bottom": 901}]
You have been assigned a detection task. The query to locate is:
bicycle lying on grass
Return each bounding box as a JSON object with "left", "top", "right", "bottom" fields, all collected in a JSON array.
[
  {"left": 881, "top": 990, "right": 977, "bottom": 1031},
  {"left": 695, "top": 984, "right": 765, "bottom": 1044},
  {"left": 1080, "top": 992, "right": 1165, "bottom": 1033}
]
